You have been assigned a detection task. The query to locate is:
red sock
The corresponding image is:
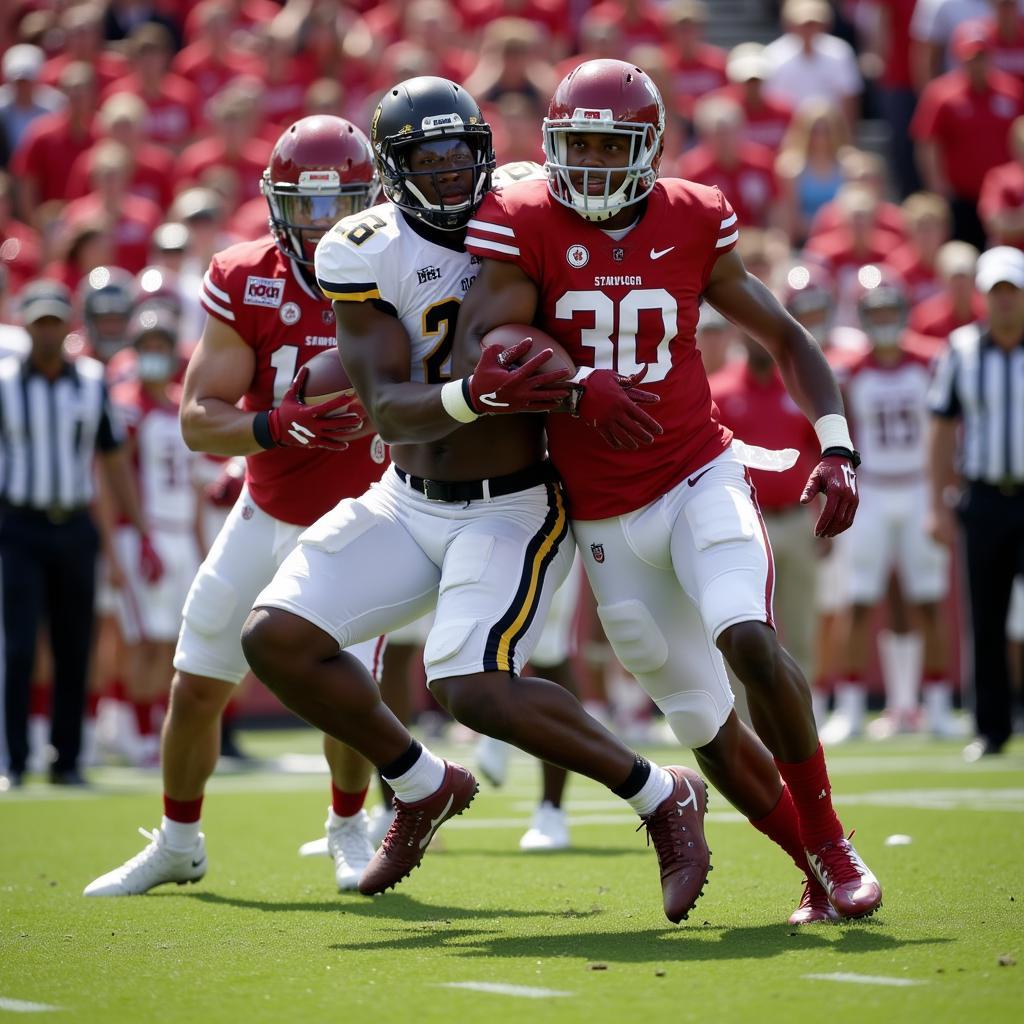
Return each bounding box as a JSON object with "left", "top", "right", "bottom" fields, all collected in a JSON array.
[
  {"left": 133, "top": 700, "right": 154, "bottom": 737},
  {"left": 774, "top": 744, "right": 844, "bottom": 851},
  {"left": 331, "top": 782, "right": 368, "bottom": 818},
  {"left": 750, "top": 785, "right": 808, "bottom": 876},
  {"left": 85, "top": 691, "right": 101, "bottom": 719},
  {"left": 29, "top": 683, "right": 52, "bottom": 717},
  {"left": 107, "top": 678, "right": 127, "bottom": 703},
  {"left": 163, "top": 794, "right": 203, "bottom": 823}
]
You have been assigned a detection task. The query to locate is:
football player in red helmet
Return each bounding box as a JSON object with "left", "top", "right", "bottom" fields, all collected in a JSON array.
[
  {"left": 85, "top": 115, "right": 394, "bottom": 898},
  {"left": 457, "top": 58, "right": 882, "bottom": 924}
]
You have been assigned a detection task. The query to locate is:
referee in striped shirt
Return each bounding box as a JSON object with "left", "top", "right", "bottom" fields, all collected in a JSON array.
[
  {"left": 929, "top": 246, "right": 1024, "bottom": 762},
  {"left": 0, "top": 281, "right": 158, "bottom": 787}
]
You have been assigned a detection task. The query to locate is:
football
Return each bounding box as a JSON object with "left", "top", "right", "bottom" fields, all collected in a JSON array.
[
  {"left": 298, "top": 349, "right": 378, "bottom": 439},
  {"left": 479, "top": 323, "right": 576, "bottom": 376}
]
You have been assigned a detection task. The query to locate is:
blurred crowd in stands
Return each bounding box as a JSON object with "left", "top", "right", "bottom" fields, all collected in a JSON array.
[{"left": 0, "top": 0, "right": 1022, "bottom": 781}]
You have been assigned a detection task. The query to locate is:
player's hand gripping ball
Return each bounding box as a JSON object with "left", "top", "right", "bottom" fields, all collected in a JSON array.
[{"left": 472, "top": 324, "right": 575, "bottom": 414}]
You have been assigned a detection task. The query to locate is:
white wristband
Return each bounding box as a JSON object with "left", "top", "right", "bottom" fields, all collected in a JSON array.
[
  {"left": 813, "top": 414, "right": 853, "bottom": 452},
  {"left": 440, "top": 378, "right": 480, "bottom": 424}
]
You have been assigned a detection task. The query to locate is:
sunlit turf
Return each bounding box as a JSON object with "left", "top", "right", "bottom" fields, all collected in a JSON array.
[{"left": 1, "top": 729, "right": 1021, "bottom": 1023}]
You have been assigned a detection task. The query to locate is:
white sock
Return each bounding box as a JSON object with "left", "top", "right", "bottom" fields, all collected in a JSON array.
[
  {"left": 923, "top": 682, "right": 952, "bottom": 728},
  {"left": 834, "top": 682, "right": 867, "bottom": 724},
  {"left": 386, "top": 746, "right": 446, "bottom": 804},
  {"left": 327, "top": 806, "right": 364, "bottom": 829},
  {"left": 625, "top": 763, "right": 674, "bottom": 816},
  {"left": 160, "top": 815, "right": 201, "bottom": 851}
]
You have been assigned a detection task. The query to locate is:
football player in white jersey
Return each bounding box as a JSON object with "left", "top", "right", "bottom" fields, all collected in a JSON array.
[
  {"left": 830, "top": 271, "right": 956, "bottom": 740},
  {"left": 243, "top": 78, "right": 710, "bottom": 922}
]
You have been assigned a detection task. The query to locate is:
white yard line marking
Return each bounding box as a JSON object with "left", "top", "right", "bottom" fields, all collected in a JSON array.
[
  {"left": 439, "top": 982, "right": 572, "bottom": 999},
  {"left": 0, "top": 996, "right": 61, "bottom": 1012},
  {"left": 804, "top": 973, "right": 926, "bottom": 988}
]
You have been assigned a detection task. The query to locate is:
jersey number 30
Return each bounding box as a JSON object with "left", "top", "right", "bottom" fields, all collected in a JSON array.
[{"left": 555, "top": 289, "right": 678, "bottom": 382}]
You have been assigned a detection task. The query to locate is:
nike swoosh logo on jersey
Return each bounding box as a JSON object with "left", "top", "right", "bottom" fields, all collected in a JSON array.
[
  {"left": 419, "top": 794, "right": 455, "bottom": 849},
  {"left": 478, "top": 392, "right": 510, "bottom": 408},
  {"left": 687, "top": 467, "right": 713, "bottom": 487},
  {"left": 650, "top": 246, "right": 675, "bottom": 260}
]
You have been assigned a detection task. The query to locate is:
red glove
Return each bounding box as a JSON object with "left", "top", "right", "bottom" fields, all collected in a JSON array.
[
  {"left": 800, "top": 450, "right": 860, "bottom": 538},
  {"left": 264, "top": 366, "right": 366, "bottom": 451},
  {"left": 138, "top": 533, "right": 164, "bottom": 584},
  {"left": 205, "top": 465, "right": 244, "bottom": 508},
  {"left": 467, "top": 339, "right": 573, "bottom": 414},
  {"left": 571, "top": 367, "right": 663, "bottom": 450}
]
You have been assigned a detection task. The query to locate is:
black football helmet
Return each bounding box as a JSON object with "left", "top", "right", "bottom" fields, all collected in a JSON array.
[
  {"left": 78, "top": 266, "right": 135, "bottom": 360},
  {"left": 371, "top": 76, "right": 494, "bottom": 231}
]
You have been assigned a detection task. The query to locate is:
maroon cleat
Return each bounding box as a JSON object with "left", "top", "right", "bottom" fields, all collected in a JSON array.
[
  {"left": 805, "top": 832, "right": 882, "bottom": 919},
  {"left": 789, "top": 876, "right": 841, "bottom": 925},
  {"left": 358, "top": 762, "right": 478, "bottom": 895},
  {"left": 638, "top": 766, "right": 711, "bottom": 924}
]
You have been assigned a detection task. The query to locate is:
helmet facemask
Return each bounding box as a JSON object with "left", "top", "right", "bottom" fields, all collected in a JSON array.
[{"left": 543, "top": 113, "right": 662, "bottom": 223}]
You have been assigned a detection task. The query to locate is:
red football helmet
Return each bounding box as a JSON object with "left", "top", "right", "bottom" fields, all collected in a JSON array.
[
  {"left": 261, "top": 115, "right": 379, "bottom": 265},
  {"left": 543, "top": 59, "right": 665, "bottom": 222}
]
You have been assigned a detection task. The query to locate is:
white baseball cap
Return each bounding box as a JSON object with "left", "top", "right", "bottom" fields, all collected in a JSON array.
[
  {"left": 727, "top": 43, "right": 770, "bottom": 84},
  {"left": 976, "top": 245, "right": 1024, "bottom": 292},
  {"left": 3, "top": 44, "right": 43, "bottom": 82}
]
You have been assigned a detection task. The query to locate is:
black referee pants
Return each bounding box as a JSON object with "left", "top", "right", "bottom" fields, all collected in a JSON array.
[
  {"left": 1, "top": 509, "right": 99, "bottom": 774},
  {"left": 960, "top": 484, "right": 1024, "bottom": 749}
]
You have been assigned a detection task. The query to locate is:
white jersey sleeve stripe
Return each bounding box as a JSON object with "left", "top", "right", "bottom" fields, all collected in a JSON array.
[
  {"left": 465, "top": 235, "right": 521, "bottom": 257},
  {"left": 720, "top": 212, "right": 738, "bottom": 230},
  {"left": 200, "top": 290, "right": 236, "bottom": 321},
  {"left": 716, "top": 230, "right": 740, "bottom": 249},
  {"left": 202, "top": 271, "right": 231, "bottom": 304},
  {"left": 466, "top": 218, "right": 516, "bottom": 238}
]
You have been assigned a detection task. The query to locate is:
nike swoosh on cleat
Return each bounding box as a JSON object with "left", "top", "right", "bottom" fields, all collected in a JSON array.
[
  {"left": 419, "top": 794, "right": 455, "bottom": 849},
  {"left": 687, "top": 467, "right": 712, "bottom": 487},
  {"left": 676, "top": 776, "right": 698, "bottom": 811},
  {"left": 191, "top": 859, "right": 205, "bottom": 869},
  {"left": 650, "top": 246, "right": 675, "bottom": 260}
]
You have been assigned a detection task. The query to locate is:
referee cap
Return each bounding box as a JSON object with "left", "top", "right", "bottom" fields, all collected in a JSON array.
[
  {"left": 20, "top": 280, "right": 73, "bottom": 325},
  {"left": 976, "top": 246, "right": 1024, "bottom": 293}
]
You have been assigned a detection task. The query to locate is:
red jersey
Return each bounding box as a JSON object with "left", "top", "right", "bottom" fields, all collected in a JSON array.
[
  {"left": 910, "top": 69, "right": 1024, "bottom": 198},
  {"left": 10, "top": 112, "right": 96, "bottom": 205},
  {"left": 883, "top": 243, "right": 941, "bottom": 305},
  {"left": 978, "top": 158, "right": 1024, "bottom": 246},
  {"left": 991, "top": 20, "right": 1024, "bottom": 83},
  {"left": 466, "top": 178, "right": 735, "bottom": 520},
  {"left": 707, "top": 84, "right": 792, "bottom": 150},
  {"left": 709, "top": 361, "right": 818, "bottom": 510},
  {"left": 0, "top": 218, "right": 42, "bottom": 294},
  {"left": 808, "top": 199, "right": 907, "bottom": 244},
  {"left": 676, "top": 142, "right": 777, "bottom": 229},
  {"left": 198, "top": 236, "right": 388, "bottom": 525},
  {"left": 171, "top": 41, "right": 258, "bottom": 100},
  {"left": 103, "top": 73, "right": 203, "bottom": 148},
  {"left": 176, "top": 138, "right": 274, "bottom": 207},
  {"left": 907, "top": 291, "right": 986, "bottom": 339},
  {"left": 62, "top": 193, "right": 163, "bottom": 275},
  {"left": 666, "top": 44, "right": 728, "bottom": 117},
  {"left": 67, "top": 141, "right": 175, "bottom": 211}
]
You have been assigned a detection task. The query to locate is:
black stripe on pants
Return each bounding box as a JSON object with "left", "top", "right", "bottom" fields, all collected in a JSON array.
[
  {"left": 959, "top": 485, "right": 1024, "bottom": 748},
  {"left": 1, "top": 510, "right": 98, "bottom": 773}
]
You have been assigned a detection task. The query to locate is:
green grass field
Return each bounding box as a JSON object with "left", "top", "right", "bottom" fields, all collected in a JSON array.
[{"left": 2, "top": 729, "right": 1022, "bottom": 1023}]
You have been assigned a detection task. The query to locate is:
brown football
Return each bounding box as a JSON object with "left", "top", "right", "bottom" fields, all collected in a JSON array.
[
  {"left": 299, "top": 349, "right": 378, "bottom": 439},
  {"left": 479, "top": 323, "right": 576, "bottom": 375}
]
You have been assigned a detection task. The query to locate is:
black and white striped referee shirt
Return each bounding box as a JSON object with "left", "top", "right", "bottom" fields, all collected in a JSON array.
[
  {"left": 0, "top": 353, "right": 122, "bottom": 511},
  {"left": 929, "top": 323, "right": 1024, "bottom": 484}
]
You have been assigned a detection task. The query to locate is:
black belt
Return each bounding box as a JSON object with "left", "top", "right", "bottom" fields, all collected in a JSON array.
[
  {"left": 969, "top": 479, "right": 1024, "bottom": 498},
  {"left": 393, "top": 461, "right": 558, "bottom": 502},
  {"left": 1, "top": 503, "right": 90, "bottom": 525}
]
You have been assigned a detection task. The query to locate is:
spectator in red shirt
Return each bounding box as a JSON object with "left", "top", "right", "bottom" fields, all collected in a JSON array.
[
  {"left": 0, "top": 171, "right": 42, "bottom": 295},
  {"left": 404, "top": 1, "right": 476, "bottom": 85},
  {"left": 676, "top": 95, "right": 779, "bottom": 229},
  {"left": 463, "top": 19, "right": 556, "bottom": 109},
  {"left": 990, "top": 0, "right": 1024, "bottom": 83},
  {"left": 61, "top": 141, "right": 163, "bottom": 275},
  {"left": 809, "top": 149, "right": 910, "bottom": 244},
  {"left": 884, "top": 192, "right": 952, "bottom": 305},
  {"left": 67, "top": 94, "right": 175, "bottom": 212},
  {"left": 488, "top": 93, "right": 547, "bottom": 165},
  {"left": 181, "top": 0, "right": 280, "bottom": 44},
  {"left": 39, "top": 3, "right": 130, "bottom": 95},
  {"left": 911, "top": 18, "right": 1024, "bottom": 247},
  {"left": 660, "top": 1, "right": 727, "bottom": 121},
  {"left": 43, "top": 219, "right": 115, "bottom": 297},
  {"left": 103, "top": 23, "right": 203, "bottom": 149},
  {"left": 457, "top": 0, "right": 571, "bottom": 52},
  {"left": 979, "top": 113, "right": 1024, "bottom": 246},
  {"left": 710, "top": 43, "right": 793, "bottom": 151},
  {"left": 554, "top": 17, "right": 621, "bottom": 82},
  {"left": 584, "top": 0, "right": 665, "bottom": 52},
  {"left": 907, "top": 239, "right": 986, "bottom": 348},
  {"left": 710, "top": 336, "right": 822, "bottom": 684},
  {"left": 175, "top": 85, "right": 272, "bottom": 211},
  {"left": 251, "top": 24, "right": 318, "bottom": 133},
  {"left": 775, "top": 98, "right": 849, "bottom": 243},
  {"left": 171, "top": 1, "right": 259, "bottom": 103},
  {"left": 0, "top": 44, "right": 65, "bottom": 158},
  {"left": 695, "top": 303, "right": 741, "bottom": 376},
  {"left": 10, "top": 62, "right": 96, "bottom": 226}
]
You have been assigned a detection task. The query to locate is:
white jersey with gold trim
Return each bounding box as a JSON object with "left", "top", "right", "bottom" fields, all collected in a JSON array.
[{"left": 314, "top": 203, "right": 478, "bottom": 384}]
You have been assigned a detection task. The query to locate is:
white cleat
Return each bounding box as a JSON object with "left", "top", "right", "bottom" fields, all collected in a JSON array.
[
  {"left": 297, "top": 836, "right": 329, "bottom": 857},
  {"left": 83, "top": 827, "right": 206, "bottom": 896},
  {"left": 476, "top": 734, "right": 511, "bottom": 787},
  {"left": 367, "top": 804, "right": 396, "bottom": 847},
  {"left": 819, "top": 710, "right": 862, "bottom": 747},
  {"left": 519, "top": 802, "right": 570, "bottom": 852},
  {"left": 327, "top": 809, "right": 374, "bottom": 891}
]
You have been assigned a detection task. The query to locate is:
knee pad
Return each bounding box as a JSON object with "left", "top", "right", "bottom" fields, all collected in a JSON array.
[
  {"left": 181, "top": 567, "right": 238, "bottom": 637},
  {"left": 596, "top": 600, "right": 668, "bottom": 675},
  {"left": 656, "top": 689, "right": 733, "bottom": 750},
  {"left": 701, "top": 568, "right": 767, "bottom": 642},
  {"left": 423, "top": 619, "right": 479, "bottom": 686}
]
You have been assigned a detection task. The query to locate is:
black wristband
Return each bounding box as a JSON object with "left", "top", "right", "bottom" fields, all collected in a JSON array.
[
  {"left": 461, "top": 376, "right": 479, "bottom": 415},
  {"left": 821, "top": 445, "right": 861, "bottom": 469},
  {"left": 252, "top": 411, "right": 276, "bottom": 450}
]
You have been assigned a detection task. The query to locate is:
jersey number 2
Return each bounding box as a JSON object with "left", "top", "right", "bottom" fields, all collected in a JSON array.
[{"left": 554, "top": 289, "right": 678, "bottom": 382}]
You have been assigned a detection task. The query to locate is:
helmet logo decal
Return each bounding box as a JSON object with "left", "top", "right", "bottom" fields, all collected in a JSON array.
[
  {"left": 566, "top": 245, "right": 590, "bottom": 268},
  {"left": 297, "top": 170, "right": 341, "bottom": 189},
  {"left": 421, "top": 113, "right": 464, "bottom": 131},
  {"left": 574, "top": 108, "right": 614, "bottom": 121},
  {"left": 398, "top": 124, "right": 414, "bottom": 135}
]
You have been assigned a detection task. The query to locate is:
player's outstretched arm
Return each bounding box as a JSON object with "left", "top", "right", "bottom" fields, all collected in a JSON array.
[
  {"left": 703, "top": 250, "right": 860, "bottom": 537},
  {"left": 180, "top": 315, "right": 261, "bottom": 455}
]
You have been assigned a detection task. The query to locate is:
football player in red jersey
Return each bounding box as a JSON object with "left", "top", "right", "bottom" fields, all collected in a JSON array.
[
  {"left": 457, "top": 59, "right": 882, "bottom": 923},
  {"left": 84, "top": 116, "right": 397, "bottom": 897}
]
